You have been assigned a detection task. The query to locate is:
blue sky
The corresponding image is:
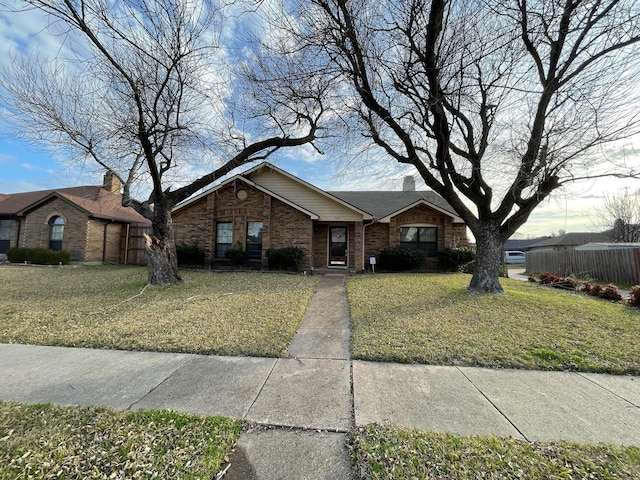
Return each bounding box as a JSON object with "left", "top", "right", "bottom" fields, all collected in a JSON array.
[{"left": 1, "top": 2, "right": 638, "bottom": 239}]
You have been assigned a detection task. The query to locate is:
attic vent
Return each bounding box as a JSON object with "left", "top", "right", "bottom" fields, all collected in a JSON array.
[{"left": 402, "top": 176, "right": 415, "bottom": 191}]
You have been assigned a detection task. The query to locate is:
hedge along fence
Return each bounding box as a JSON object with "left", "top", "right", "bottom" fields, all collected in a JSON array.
[{"left": 525, "top": 248, "right": 640, "bottom": 285}]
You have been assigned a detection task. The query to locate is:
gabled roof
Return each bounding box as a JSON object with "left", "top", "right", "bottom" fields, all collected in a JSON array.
[
  {"left": 173, "top": 173, "right": 320, "bottom": 219},
  {"left": 328, "top": 191, "right": 462, "bottom": 222},
  {"left": 0, "top": 186, "right": 150, "bottom": 224},
  {"left": 244, "top": 163, "right": 373, "bottom": 219},
  {"left": 173, "top": 162, "right": 462, "bottom": 224}
]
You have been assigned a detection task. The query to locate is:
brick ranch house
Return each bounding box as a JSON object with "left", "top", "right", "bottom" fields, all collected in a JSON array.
[
  {"left": 0, "top": 172, "right": 150, "bottom": 264},
  {"left": 173, "top": 163, "right": 469, "bottom": 271}
]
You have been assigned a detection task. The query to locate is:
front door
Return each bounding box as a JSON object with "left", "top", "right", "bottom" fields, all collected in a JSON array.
[{"left": 329, "top": 226, "right": 348, "bottom": 266}]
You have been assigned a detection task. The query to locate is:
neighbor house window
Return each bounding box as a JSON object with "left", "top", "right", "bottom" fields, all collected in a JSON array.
[
  {"left": 400, "top": 226, "right": 437, "bottom": 257},
  {"left": 49, "top": 216, "right": 65, "bottom": 251},
  {"left": 215, "top": 222, "right": 233, "bottom": 258},
  {"left": 246, "top": 222, "right": 263, "bottom": 260},
  {"left": 0, "top": 220, "right": 12, "bottom": 254}
]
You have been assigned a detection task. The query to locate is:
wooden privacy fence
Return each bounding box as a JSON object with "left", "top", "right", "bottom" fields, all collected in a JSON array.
[
  {"left": 120, "top": 223, "right": 151, "bottom": 265},
  {"left": 526, "top": 248, "right": 640, "bottom": 285}
]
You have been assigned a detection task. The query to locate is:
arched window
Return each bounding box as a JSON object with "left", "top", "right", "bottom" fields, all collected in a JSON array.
[{"left": 49, "top": 216, "right": 65, "bottom": 251}]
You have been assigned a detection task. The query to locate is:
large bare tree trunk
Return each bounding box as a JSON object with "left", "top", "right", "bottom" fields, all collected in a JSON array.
[
  {"left": 144, "top": 200, "right": 181, "bottom": 286},
  {"left": 468, "top": 222, "right": 504, "bottom": 295}
]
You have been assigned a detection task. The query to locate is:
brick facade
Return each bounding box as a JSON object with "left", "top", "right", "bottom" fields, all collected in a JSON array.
[
  {"left": 173, "top": 182, "right": 315, "bottom": 267},
  {"left": 363, "top": 204, "right": 469, "bottom": 271},
  {"left": 172, "top": 171, "right": 469, "bottom": 272},
  {"left": 6, "top": 196, "right": 141, "bottom": 264},
  {"left": 21, "top": 198, "right": 90, "bottom": 261}
]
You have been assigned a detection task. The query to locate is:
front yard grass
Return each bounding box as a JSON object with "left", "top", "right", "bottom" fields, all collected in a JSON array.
[
  {"left": 351, "top": 424, "right": 640, "bottom": 480},
  {"left": 0, "top": 401, "right": 241, "bottom": 479},
  {"left": 0, "top": 265, "right": 318, "bottom": 357},
  {"left": 348, "top": 273, "right": 640, "bottom": 374}
]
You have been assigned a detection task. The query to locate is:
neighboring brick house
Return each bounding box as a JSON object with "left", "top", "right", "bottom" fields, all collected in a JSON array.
[
  {"left": 173, "top": 163, "right": 468, "bottom": 271},
  {"left": 0, "top": 172, "right": 151, "bottom": 264}
]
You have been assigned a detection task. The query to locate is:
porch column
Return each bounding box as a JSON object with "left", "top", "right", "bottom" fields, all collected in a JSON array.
[{"left": 354, "top": 221, "right": 363, "bottom": 271}]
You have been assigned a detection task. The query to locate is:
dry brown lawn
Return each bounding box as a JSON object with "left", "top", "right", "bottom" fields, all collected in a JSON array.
[{"left": 0, "top": 265, "right": 318, "bottom": 356}]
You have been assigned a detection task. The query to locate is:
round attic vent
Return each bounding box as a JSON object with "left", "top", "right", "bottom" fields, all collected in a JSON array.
[{"left": 236, "top": 189, "right": 248, "bottom": 201}]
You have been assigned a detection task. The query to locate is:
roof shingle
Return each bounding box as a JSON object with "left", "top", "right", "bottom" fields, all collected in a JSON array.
[
  {"left": 0, "top": 186, "right": 150, "bottom": 224},
  {"left": 327, "top": 190, "right": 459, "bottom": 219}
]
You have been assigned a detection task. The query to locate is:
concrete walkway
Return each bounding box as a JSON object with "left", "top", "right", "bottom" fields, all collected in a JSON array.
[{"left": 1, "top": 273, "right": 639, "bottom": 478}]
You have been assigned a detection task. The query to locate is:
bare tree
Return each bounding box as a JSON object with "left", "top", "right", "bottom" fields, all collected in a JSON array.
[
  {"left": 290, "top": 0, "right": 640, "bottom": 293},
  {"left": 0, "top": 0, "right": 325, "bottom": 285},
  {"left": 593, "top": 189, "right": 640, "bottom": 242}
]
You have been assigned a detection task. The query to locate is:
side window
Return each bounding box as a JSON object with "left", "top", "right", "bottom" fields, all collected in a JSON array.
[
  {"left": 246, "top": 222, "right": 263, "bottom": 260},
  {"left": 215, "top": 222, "right": 233, "bottom": 258},
  {"left": 0, "top": 220, "right": 12, "bottom": 254},
  {"left": 49, "top": 216, "right": 65, "bottom": 251}
]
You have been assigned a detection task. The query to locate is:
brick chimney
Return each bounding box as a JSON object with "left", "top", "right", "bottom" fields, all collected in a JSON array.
[
  {"left": 402, "top": 175, "right": 415, "bottom": 191},
  {"left": 103, "top": 170, "right": 122, "bottom": 193}
]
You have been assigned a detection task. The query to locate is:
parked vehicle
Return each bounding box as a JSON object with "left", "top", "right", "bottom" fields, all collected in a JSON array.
[{"left": 505, "top": 250, "right": 526, "bottom": 265}]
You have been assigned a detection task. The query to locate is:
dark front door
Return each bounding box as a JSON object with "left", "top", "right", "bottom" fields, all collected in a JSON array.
[{"left": 329, "top": 226, "right": 348, "bottom": 266}]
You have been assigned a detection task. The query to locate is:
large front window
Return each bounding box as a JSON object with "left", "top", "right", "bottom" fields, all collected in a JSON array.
[
  {"left": 49, "top": 216, "right": 65, "bottom": 251},
  {"left": 246, "top": 222, "right": 263, "bottom": 260},
  {"left": 0, "top": 220, "right": 12, "bottom": 253},
  {"left": 215, "top": 222, "right": 232, "bottom": 258},
  {"left": 400, "top": 226, "right": 437, "bottom": 257}
]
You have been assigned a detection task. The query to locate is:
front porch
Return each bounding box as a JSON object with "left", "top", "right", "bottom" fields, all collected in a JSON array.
[{"left": 312, "top": 221, "right": 364, "bottom": 271}]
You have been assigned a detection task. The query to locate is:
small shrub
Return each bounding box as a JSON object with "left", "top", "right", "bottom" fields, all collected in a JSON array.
[
  {"left": 580, "top": 282, "right": 593, "bottom": 293},
  {"left": 627, "top": 285, "right": 640, "bottom": 307},
  {"left": 462, "top": 260, "right": 475, "bottom": 274},
  {"left": 266, "top": 246, "right": 305, "bottom": 272},
  {"left": 437, "top": 245, "right": 475, "bottom": 272},
  {"left": 6, "top": 247, "right": 70, "bottom": 265},
  {"left": 6, "top": 247, "right": 28, "bottom": 263},
  {"left": 588, "top": 284, "right": 603, "bottom": 297},
  {"left": 176, "top": 242, "right": 205, "bottom": 266},
  {"left": 378, "top": 246, "right": 426, "bottom": 271},
  {"left": 600, "top": 284, "right": 622, "bottom": 301},
  {"left": 224, "top": 244, "right": 248, "bottom": 267}
]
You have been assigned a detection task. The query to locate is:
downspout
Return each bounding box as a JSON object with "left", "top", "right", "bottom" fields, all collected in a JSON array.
[
  {"left": 102, "top": 222, "right": 109, "bottom": 264},
  {"left": 16, "top": 218, "right": 21, "bottom": 248},
  {"left": 124, "top": 223, "right": 130, "bottom": 265},
  {"left": 362, "top": 219, "right": 377, "bottom": 272}
]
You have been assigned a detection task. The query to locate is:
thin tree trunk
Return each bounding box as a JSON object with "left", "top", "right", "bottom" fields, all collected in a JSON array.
[
  {"left": 144, "top": 200, "right": 182, "bottom": 286},
  {"left": 468, "top": 222, "right": 504, "bottom": 294}
]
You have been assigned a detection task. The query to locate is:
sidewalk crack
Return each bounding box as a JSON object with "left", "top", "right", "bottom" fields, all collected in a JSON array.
[
  {"left": 243, "top": 358, "right": 278, "bottom": 420},
  {"left": 456, "top": 367, "right": 530, "bottom": 442},
  {"left": 576, "top": 372, "right": 640, "bottom": 408},
  {"left": 126, "top": 357, "right": 194, "bottom": 411}
]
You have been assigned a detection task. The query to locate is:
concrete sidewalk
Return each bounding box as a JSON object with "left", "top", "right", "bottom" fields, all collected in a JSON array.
[{"left": 1, "top": 273, "right": 639, "bottom": 478}]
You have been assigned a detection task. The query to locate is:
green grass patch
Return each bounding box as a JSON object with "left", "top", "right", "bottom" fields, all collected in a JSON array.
[
  {"left": 0, "top": 401, "right": 241, "bottom": 479},
  {"left": 347, "top": 273, "right": 640, "bottom": 374},
  {"left": 351, "top": 424, "right": 640, "bottom": 480},
  {"left": 0, "top": 265, "right": 318, "bottom": 356}
]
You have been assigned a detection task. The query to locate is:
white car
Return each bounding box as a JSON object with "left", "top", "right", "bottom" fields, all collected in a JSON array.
[{"left": 505, "top": 250, "right": 526, "bottom": 265}]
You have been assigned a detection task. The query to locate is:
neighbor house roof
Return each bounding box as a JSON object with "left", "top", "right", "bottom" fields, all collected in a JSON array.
[
  {"left": 0, "top": 186, "right": 150, "bottom": 224},
  {"left": 527, "top": 232, "right": 609, "bottom": 249},
  {"left": 504, "top": 237, "right": 551, "bottom": 251},
  {"left": 328, "top": 191, "right": 462, "bottom": 222}
]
